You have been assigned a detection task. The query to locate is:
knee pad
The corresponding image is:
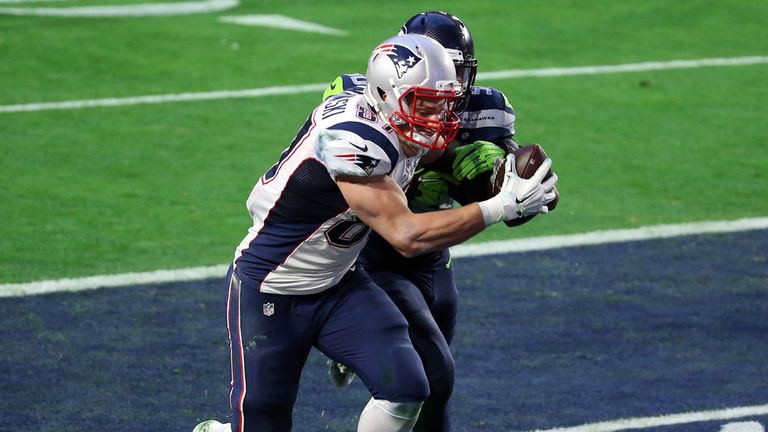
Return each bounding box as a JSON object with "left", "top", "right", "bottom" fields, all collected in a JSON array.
[{"left": 357, "top": 398, "right": 423, "bottom": 432}]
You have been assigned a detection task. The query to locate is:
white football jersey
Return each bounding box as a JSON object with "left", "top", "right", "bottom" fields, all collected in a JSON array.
[{"left": 233, "top": 92, "right": 421, "bottom": 295}]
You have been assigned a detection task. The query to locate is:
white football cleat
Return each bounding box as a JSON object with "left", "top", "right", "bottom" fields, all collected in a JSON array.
[
  {"left": 192, "top": 420, "right": 231, "bottom": 432},
  {"left": 328, "top": 359, "right": 356, "bottom": 387}
]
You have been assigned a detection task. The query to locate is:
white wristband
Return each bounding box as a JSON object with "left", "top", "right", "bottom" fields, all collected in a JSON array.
[{"left": 478, "top": 195, "right": 506, "bottom": 227}]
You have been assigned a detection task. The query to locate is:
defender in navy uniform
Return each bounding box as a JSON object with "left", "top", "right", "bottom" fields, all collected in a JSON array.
[
  {"left": 193, "top": 34, "right": 558, "bottom": 432},
  {"left": 323, "top": 12, "right": 541, "bottom": 432}
]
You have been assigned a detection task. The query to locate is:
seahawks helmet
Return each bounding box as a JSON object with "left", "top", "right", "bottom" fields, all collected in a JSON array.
[
  {"left": 400, "top": 11, "right": 477, "bottom": 111},
  {"left": 364, "top": 34, "right": 462, "bottom": 150}
]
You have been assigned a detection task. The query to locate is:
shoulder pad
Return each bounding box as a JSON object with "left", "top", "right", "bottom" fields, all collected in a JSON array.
[
  {"left": 322, "top": 73, "right": 368, "bottom": 101},
  {"left": 459, "top": 86, "right": 516, "bottom": 143},
  {"left": 316, "top": 120, "right": 399, "bottom": 178},
  {"left": 466, "top": 86, "right": 514, "bottom": 113}
]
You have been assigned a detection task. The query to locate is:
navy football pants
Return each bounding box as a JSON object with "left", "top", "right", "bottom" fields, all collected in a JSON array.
[
  {"left": 362, "top": 252, "right": 458, "bottom": 432},
  {"left": 226, "top": 266, "right": 429, "bottom": 432}
]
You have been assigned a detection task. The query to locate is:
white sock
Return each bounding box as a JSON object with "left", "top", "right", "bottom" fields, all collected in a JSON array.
[
  {"left": 195, "top": 420, "right": 231, "bottom": 432},
  {"left": 357, "top": 398, "right": 422, "bottom": 432}
]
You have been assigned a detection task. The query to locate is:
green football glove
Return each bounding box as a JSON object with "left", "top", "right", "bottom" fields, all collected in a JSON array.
[
  {"left": 452, "top": 141, "right": 506, "bottom": 182},
  {"left": 410, "top": 169, "right": 455, "bottom": 210}
]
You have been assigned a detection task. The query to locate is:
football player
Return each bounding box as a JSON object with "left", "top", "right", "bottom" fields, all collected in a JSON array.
[
  {"left": 193, "top": 34, "right": 557, "bottom": 432},
  {"left": 322, "top": 11, "right": 550, "bottom": 432}
]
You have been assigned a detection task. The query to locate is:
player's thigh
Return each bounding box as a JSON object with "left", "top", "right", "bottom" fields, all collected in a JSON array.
[
  {"left": 400, "top": 255, "right": 458, "bottom": 345},
  {"left": 371, "top": 270, "right": 430, "bottom": 316},
  {"left": 375, "top": 271, "right": 455, "bottom": 382},
  {"left": 316, "top": 270, "right": 428, "bottom": 402},
  {"left": 426, "top": 262, "right": 458, "bottom": 345},
  {"left": 229, "top": 271, "right": 313, "bottom": 408}
]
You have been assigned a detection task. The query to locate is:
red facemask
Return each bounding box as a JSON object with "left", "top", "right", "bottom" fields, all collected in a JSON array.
[{"left": 389, "top": 86, "right": 461, "bottom": 150}]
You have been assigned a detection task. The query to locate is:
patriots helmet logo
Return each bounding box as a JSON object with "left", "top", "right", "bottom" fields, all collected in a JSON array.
[
  {"left": 374, "top": 43, "right": 422, "bottom": 79},
  {"left": 336, "top": 153, "right": 381, "bottom": 176}
]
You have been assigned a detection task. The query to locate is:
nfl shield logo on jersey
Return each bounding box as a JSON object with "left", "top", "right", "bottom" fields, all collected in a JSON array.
[{"left": 263, "top": 302, "right": 275, "bottom": 317}]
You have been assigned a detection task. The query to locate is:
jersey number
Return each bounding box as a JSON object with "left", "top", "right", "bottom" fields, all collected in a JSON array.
[{"left": 325, "top": 219, "right": 370, "bottom": 248}]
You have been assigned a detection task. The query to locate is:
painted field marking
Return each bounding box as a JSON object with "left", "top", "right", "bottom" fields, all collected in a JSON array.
[
  {"left": 0, "top": 0, "right": 69, "bottom": 4},
  {"left": 519, "top": 403, "right": 768, "bottom": 432},
  {"left": 480, "top": 56, "right": 768, "bottom": 80},
  {"left": 219, "top": 14, "right": 348, "bottom": 35},
  {"left": 1, "top": 55, "right": 766, "bottom": 113},
  {"left": 1, "top": 217, "right": 766, "bottom": 298},
  {"left": 0, "top": 0, "right": 237, "bottom": 16},
  {"left": 0, "top": 83, "right": 328, "bottom": 113},
  {"left": 453, "top": 216, "right": 768, "bottom": 257}
]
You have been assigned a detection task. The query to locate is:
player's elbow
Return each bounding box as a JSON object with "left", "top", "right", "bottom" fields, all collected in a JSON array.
[
  {"left": 387, "top": 228, "right": 428, "bottom": 258},
  {"left": 393, "top": 243, "right": 422, "bottom": 258},
  {"left": 373, "top": 213, "right": 433, "bottom": 258}
]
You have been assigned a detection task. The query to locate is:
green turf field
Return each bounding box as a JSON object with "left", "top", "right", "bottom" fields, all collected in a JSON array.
[{"left": 1, "top": 0, "right": 767, "bottom": 283}]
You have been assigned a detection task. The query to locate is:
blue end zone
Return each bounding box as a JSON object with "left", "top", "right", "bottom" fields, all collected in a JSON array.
[
  {"left": 448, "top": 230, "right": 768, "bottom": 431},
  {"left": 1, "top": 230, "right": 766, "bottom": 431}
]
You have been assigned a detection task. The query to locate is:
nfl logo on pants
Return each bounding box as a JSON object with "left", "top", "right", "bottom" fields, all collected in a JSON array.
[{"left": 263, "top": 302, "right": 275, "bottom": 317}]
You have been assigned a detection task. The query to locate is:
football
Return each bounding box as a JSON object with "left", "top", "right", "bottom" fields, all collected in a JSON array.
[{"left": 493, "top": 144, "right": 559, "bottom": 227}]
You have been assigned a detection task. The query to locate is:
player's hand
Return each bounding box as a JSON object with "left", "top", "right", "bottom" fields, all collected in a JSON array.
[
  {"left": 501, "top": 153, "right": 558, "bottom": 218},
  {"left": 478, "top": 154, "right": 558, "bottom": 225},
  {"left": 451, "top": 141, "right": 506, "bottom": 181},
  {"left": 409, "top": 169, "right": 455, "bottom": 210},
  {"left": 543, "top": 183, "right": 559, "bottom": 208}
]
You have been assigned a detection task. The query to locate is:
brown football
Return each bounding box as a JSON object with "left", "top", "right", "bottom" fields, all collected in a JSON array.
[{"left": 498, "top": 144, "right": 559, "bottom": 227}]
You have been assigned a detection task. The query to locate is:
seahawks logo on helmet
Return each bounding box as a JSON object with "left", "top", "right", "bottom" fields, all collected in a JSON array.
[{"left": 374, "top": 43, "right": 422, "bottom": 79}]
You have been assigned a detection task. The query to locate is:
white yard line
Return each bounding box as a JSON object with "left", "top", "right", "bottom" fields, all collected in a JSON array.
[
  {"left": 452, "top": 216, "right": 768, "bottom": 257},
  {"left": 1, "top": 217, "right": 767, "bottom": 298},
  {"left": 519, "top": 403, "right": 768, "bottom": 432},
  {"left": 0, "top": 0, "right": 69, "bottom": 4},
  {"left": 1, "top": 55, "right": 766, "bottom": 114},
  {"left": 480, "top": 55, "right": 768, "bottom": 79},
  {"left": 0, "top": 0, "right": 238, "bottom": 16},
  {"left": 219, "top": 14, "right": 348, "bottom": 35},
  {"left": 0, "top": 83, "right": 328, "bottom": 113}
]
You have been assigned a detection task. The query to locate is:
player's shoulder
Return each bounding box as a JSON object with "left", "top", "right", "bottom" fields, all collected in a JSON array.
[
  {"left": 458, "top": 86, "right": 517, "bottom": 143},
  {"left": 314, "top": 94, "right": 400, "bottom": 178},
  {"left": 316, "top": 93, "right": 392, "bottom": 139},
  {"left": 465, "top": 86, "right": 514, "bottom": 113},
  {"left": 323, "top": 73, "right": 367, "bottom": 101}
]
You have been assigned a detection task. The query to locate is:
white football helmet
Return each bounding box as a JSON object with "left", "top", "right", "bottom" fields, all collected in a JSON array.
[{"left": 364, "top": 34, "right": 462, "bottom": 150}]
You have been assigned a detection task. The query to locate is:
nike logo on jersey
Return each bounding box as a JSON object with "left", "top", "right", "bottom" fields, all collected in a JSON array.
[{"left": 350, "top": 142, "right": 368, "bottom": 152}]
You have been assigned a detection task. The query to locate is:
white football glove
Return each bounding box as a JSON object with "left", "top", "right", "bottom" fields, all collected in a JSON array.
[{"left": 478, "top": 153, "right": 558, "bottom": 226}]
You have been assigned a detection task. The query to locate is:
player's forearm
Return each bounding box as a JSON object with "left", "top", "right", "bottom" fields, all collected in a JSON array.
[
  {"left": 388, "top": 203, "right": 486, "bottom": 257},
  {"left": 337, "top": 175, "right": 488, "bottom": 257}
]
